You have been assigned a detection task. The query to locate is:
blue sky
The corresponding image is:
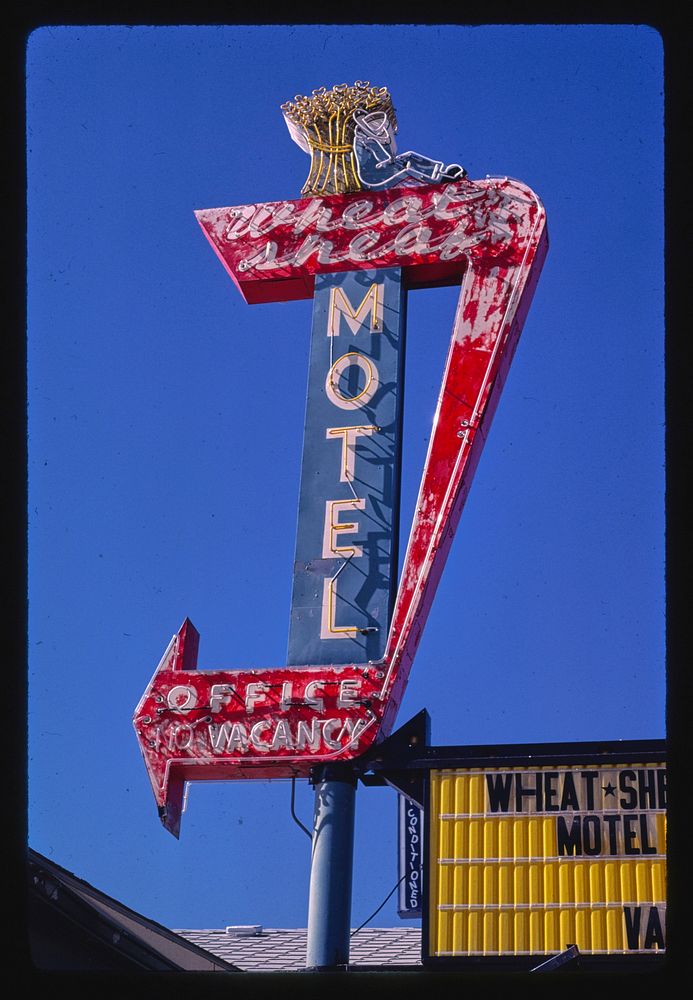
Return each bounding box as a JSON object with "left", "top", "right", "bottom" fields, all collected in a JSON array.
[{"left": 26, "top": 23, "right": 664, "bottom": 933}]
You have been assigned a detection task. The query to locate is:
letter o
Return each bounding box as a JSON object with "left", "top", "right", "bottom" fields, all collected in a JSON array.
[
  {"left": 582, "top": 815, "right": 602, "bottom": 855},
  {"left": 167, "top": 685, "right": 197, "bottom": 712},
  {"left": 325, "top": 352, "right": 379, "bottom": 411}
]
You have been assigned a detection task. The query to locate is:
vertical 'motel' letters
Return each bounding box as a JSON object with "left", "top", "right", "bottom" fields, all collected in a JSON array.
[{"left": 287, "top": 269, "right": 406, "bottom": 668}]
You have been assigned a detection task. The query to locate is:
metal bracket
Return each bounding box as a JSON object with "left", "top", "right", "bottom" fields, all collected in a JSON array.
[
  {"left": 355, "top": 708, "right": 430, "bottom": 807},
  {"left": 531, "top": 944, "right": 581, "bottom": 972}
]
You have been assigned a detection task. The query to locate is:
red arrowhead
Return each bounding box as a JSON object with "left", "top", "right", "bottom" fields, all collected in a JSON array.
[{"left": 133, "top": 619, "right": 199, "bottom": 837}]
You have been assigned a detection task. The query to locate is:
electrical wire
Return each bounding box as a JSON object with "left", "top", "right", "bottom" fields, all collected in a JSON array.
[
  {"left": 350, "top": 875, "right": 406, "bottom": 937},
  {"left": 290, "top": 777, "right": 312, "bottom": 840},
  {"left": 290, "top": 779, "right": 407, "bottom": 935}
]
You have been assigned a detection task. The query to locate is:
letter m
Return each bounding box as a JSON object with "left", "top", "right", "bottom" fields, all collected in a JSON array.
[
  {"left": 557, "top": 815, "right": 582, "bottom": 856},
  {"left": 328, "top": 282, "right": 382, "bottom": 336}
]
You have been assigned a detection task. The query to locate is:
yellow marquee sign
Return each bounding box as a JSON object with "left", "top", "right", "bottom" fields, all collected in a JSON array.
[{"left": 426, "top": 761, "right": 666, "bottom": 959}]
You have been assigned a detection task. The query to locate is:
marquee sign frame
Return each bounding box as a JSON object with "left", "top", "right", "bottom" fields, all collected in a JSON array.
[
  {"left": 421, "top": 739, "right": 667, "bottom": 969},
  {"left": 356, "top": 723, "right": 666, "bottom": 970}
]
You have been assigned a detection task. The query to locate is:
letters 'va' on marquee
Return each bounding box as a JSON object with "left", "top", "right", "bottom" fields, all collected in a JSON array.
[{"left": 133, "top": 82, "right": 548, "bottom": 837}]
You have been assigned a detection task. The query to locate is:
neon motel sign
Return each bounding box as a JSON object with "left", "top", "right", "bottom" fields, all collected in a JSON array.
[{"left": 134, "top": 83, "right": 548, "bottom": 835}]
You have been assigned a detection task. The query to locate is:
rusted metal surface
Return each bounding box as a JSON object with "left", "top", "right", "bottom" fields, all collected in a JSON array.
[{"left": 135, "top": 177, "right": 547, "bottom": 834}]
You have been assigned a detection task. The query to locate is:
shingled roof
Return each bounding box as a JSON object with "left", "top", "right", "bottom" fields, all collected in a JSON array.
[
  {"left": 28, "top": 848, "right": 421, "bottom": 973},
  {"left": 175, "top": 925, "right": 422, "bottom": 972}
]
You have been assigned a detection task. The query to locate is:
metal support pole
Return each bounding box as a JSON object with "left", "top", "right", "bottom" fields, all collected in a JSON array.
[{"left": 305, "top": 764, "right": 357, "bottom": 970}]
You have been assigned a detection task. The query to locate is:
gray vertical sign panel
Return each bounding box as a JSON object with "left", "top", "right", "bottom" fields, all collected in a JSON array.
[
  {"left": 398, "top": 794, "right": 424, "bottom": 918},
  {"left": 287, "top": 268, "right": 406, "bottom": 667}
]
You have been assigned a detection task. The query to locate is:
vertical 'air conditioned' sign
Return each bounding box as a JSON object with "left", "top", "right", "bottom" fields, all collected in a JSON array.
[
  {"left": 287, "top": 269, "right": 405, "bottom": 666},
  {"left": 398, "top": 794, "right": 424, "bottom": 918}
]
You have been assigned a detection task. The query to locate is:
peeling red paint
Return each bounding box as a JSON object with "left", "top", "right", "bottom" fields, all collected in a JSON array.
[
  {"left": 462, "top": 298, "right": 480, "bottom": 326},
  {"left": 133, "top": 619, "right": 386, "bottom": 836},
  {"left": 194, "top": 178, "right": 534, "bottom": 304}
]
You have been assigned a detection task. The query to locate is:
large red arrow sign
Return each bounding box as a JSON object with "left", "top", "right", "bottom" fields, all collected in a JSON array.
[{"left": 134, "top": 177, "right": 548, "bottom": 835}]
